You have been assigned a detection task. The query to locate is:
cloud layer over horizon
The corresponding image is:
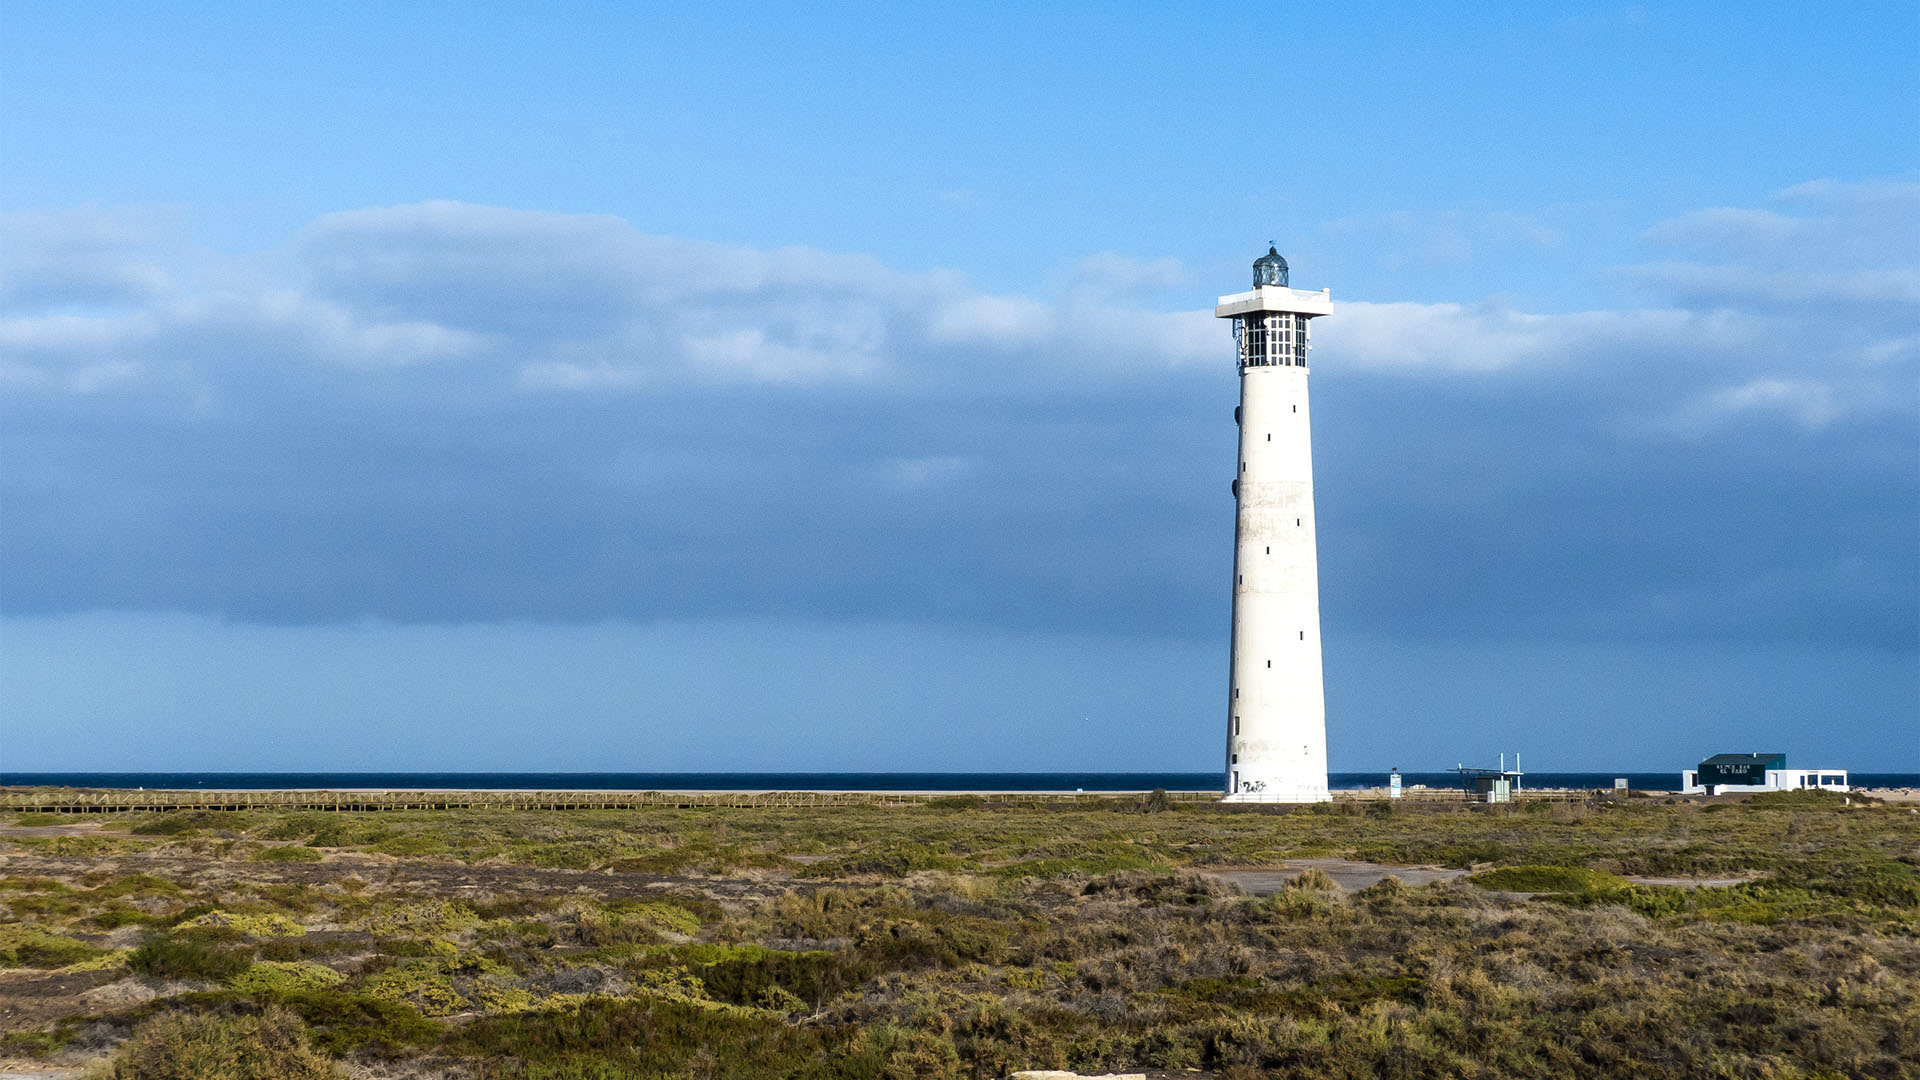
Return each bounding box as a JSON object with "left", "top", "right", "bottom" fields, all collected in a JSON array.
[{"left": 2, "top": 181, "right": 1915, "bottom": 655}]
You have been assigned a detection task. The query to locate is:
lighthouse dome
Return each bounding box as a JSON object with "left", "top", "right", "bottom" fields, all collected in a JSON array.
[{"left": 1253, "top": 245, "right": 1288, "bottom": 288}]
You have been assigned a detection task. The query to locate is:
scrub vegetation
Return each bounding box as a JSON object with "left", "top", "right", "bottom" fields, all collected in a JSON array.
[{"left": 0, "top": 791, "right": 1914, "bottom": 1078}]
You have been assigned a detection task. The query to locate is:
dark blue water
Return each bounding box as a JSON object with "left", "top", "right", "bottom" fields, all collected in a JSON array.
[{"left": 4, "top": 771, "right": 1915, "bottom": 792}]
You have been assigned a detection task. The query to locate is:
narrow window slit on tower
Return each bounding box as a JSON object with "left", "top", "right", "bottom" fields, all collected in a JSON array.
[
  {"left": 1266, "top": 660, "right": 1271, "bottom": 668},
  {"left": 1299, "top": 631, "right": 1305, "bottom": 640}
]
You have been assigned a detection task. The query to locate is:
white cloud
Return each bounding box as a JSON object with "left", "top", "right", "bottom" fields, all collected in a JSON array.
[
  {"left": 1692, "top": 377, "right": 1843, "bottom": 431},
  {"left": 880, "top": 455, "right": 975, "bottom": 489},
  {"left": 1633, "top": 179, "right": 1920, "bottom": 313},
  {"left": 0, "top": 206, "right": 180, "bottom": 312},
  {"left": 1323, "top": 207, "right": 1565, "bottom": 272},
  {"left": 1068, "top": 252, "right": 1186, "bottom": 294},
  {"left": 1626, "top": 262, "right": 1920, "bottom": 309},
  {"left": 3, "top": 191, "right": 1909, "bottom": 424},
  {"left": 0, "top": 186, "right": 1911, "bottom": 650},
  {"left": 517, "top": 360, "right": 647, "bottom": 391},
  {"left": 681, "top": 326, "right": 882, "bottom": 383},
  {"left": 1326, "top": 300, "right": 1753, "bottom": 376}
]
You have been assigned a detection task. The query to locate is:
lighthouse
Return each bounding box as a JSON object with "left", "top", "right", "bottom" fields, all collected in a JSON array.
[{"left": 1217, "top": 247, "right": 1333, "bottom": 802}]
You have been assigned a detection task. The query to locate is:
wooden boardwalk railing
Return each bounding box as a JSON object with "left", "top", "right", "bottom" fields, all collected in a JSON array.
[
  {"left": 0, "top": 786, "right": 1594, "bottom": 814},
  {"left": 0, "top": 788, "right": 1215, "bottom": 814}
]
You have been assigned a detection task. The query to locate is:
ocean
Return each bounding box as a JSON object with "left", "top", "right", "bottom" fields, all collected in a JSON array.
[{"left": 3, "top": 771, "right": 1916, "bottom": 792}]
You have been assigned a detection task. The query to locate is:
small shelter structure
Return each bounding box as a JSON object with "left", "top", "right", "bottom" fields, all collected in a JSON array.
[{"left": 1453, "top": 765, "right": 1523, "bottom": 803}]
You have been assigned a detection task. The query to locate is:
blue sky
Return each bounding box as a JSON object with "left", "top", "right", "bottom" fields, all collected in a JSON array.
[{"left": 1, "top": 2, "right": 1915, "bottom": 772}]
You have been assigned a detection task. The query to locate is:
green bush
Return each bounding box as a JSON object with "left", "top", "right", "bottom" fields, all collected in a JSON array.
[
  {"left": 93, "top": 873, "right": 186, "bottom": 899},
  {"left": 641, "top": 945, "right": 852, "bottom": 1009},
  {"left": 453, "top": 997, "right": 843, "bottom": 1078},
  {"left": 180, "top": 910, "right": 307, "bottom": 937},
  {"left": 102, "top": 1006, "right": 339, "bottom": 1080},
  {"left": 276, "top": 989, "right": 443, "bottom": 1054},
  {"left": 1801, "top": 858, "right": 1920, "bottom": 907},
  {"left": 0, "top": 925, "right": 104, "bottom": 968},
  {"left": 130, "top": 932, "right": 253, "bottom": 981},
  {"left": 231, "top": 961, "right": 347, "bottom": 995},
  {"left": 1747, "top": 789, "right": 1857, "bottom": 809},
  {"left": 130, "top": 811, "right": 254, "bottom": 836},
  {"left": 91, "top": 904, "right": 165, "bottom": 929},
  {"left": 1469, "top": 865, "right": 1630, "bottom": 894},
  {"left": 1288, "top": 868, "right": 1338, "bottom": 891}
]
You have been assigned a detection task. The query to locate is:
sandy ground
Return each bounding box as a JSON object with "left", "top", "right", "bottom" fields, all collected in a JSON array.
[
  {"left": 1203, "top": 858, "right": 1470, "bottom": 894},
  {"left": 1202, "top": 860, "right": 1775, "bottom": 896},
  {"left": 0, "top": 822, "right": 127, "bottom": 840},
  {"left": 0, "top": 850, "right": 792, "bottom": 906}
]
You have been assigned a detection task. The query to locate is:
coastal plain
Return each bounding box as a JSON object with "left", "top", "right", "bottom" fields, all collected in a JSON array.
[{"left": 1, "top": 790, "right": 1915, "bottom": 1079}]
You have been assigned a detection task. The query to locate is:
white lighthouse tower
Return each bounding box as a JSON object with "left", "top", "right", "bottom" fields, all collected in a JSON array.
[{"left": 1217, "top": 247, "right": 1333, "bottom": 802}]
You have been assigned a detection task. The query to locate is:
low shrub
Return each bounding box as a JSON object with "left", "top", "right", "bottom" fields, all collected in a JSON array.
[
  {"left": 91, "top": 904, "right": 166, "bottom": 929},
  {"left": 1747, "top": 789, "right": 1861, "bottom": 809},
  {"left": 1288, "top": 867, "right": 1338, "bottom": 891},
  {"left": 803, "top": 846, "right": 968, "bottom": 877},
  {"left": 102, "top": 1005, "right": 339, "bottom": 1080},
  {"left": 1468, "top": 865, "right": 1630, "bottom": 894},
  {"left": 638, "top": 945, "right": 851, "bottom": 1009},
  {"left": 1083, "top": 870, "right": 1234, "bottom": 905},
  {"left": 360, "top": 959, "right": 470, "bottom": 1016},
  {"left": 569, "top": 900, "right": 700, "bottom": 946},
  {"left": 251, "top": 846, "right": 324, "bottom": 863},
  {"left": 130, "top": 932, "right": 253, "bottom": 982},
  {"left": 180, "top": 910, "right": 307, "bottom": 937},
  {"left": 129, "top": 811, "right": 254, "bottom": 836},
  {"left": 0, "top": 925, "right": 104, "bottom": 968},
  {"left": 1801, "top": 858, "right": 1920, "bottom": 908},
  {"left": 231, "top": 961, "right": 347, "bottom": 995},
  {"left": 93, "top": 873, "right": 186, "bottom": 899},
  {"left": 276, "top": 989, "right": 443, "bottom": 1054},
  {"left": 453, "top": 997, "right": 841, "bottom": 1078}
]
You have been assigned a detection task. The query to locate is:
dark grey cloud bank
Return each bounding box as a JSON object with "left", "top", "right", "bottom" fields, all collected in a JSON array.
[{"left": 2, "top": 184, "right": 1914, "bottom": 652}]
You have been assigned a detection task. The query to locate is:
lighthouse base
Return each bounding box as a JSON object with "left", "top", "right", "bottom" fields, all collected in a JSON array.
[{"left": 1221, "top": 784, "right": 1332, "bottom": 804}]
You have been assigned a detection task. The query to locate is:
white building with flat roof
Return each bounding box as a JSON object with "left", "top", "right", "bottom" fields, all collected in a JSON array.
[{"left": 1680, "top": 753, "right": 1849, "bottom": 795}]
